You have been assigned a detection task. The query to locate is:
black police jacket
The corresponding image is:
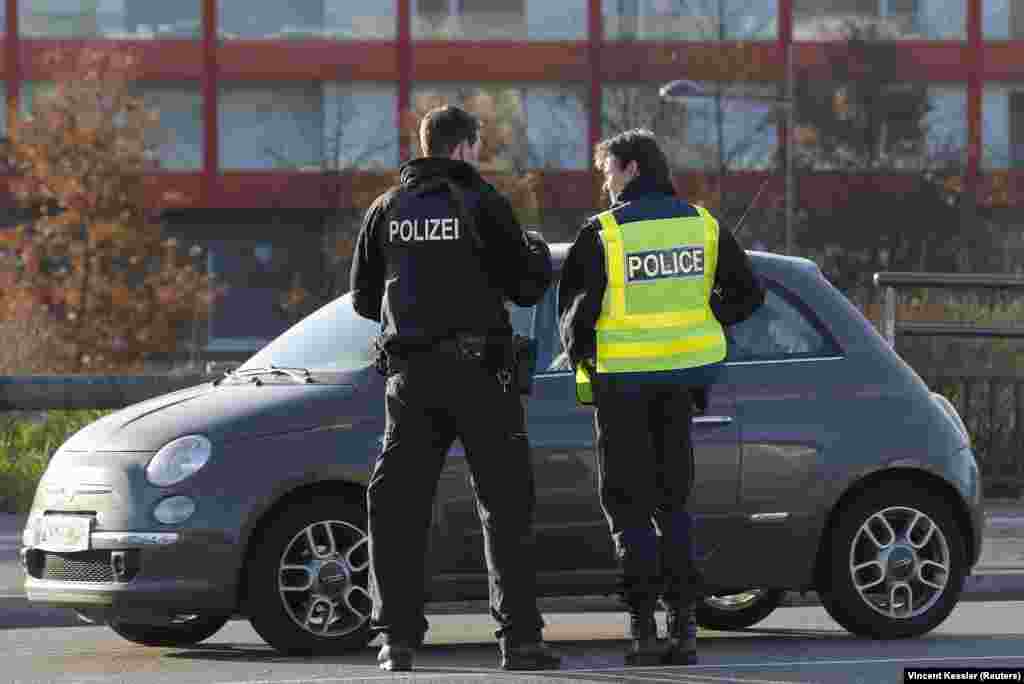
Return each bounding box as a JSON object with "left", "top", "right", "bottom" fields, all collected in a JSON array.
[
  {"left": 350, "top": 157, "right": 553, "bottom": 349},
  {"left": 557, "top": 176, "right": 765, "bottom": 408}
]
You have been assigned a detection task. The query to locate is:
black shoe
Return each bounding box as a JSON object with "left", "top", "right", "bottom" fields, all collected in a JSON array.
[
  {"left": 664, "top": 602, "right": 698, "bottom": 666},
  {"left": 625, "top": 612, "right": 665, "bottom": 666},
  {"left": 377, "top": 642, "right": 415, "bottom": 672},
  {"left": 500, "top": 641, "right": 562, "bottom": 671}
]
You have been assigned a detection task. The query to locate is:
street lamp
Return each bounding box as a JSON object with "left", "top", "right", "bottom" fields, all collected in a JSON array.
[{"left": 659, "top": 65, "right": 796, "bottom": 254}]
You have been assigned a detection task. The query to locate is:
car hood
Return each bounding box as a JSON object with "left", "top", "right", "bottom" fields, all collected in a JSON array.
[{"left": 61, "top": 369, "right": 379, "bottom": 452}]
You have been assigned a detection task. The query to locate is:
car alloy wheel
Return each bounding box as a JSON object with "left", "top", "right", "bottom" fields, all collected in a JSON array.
[
  {"left": 247, "top": 497, "right": 374, "bottom": 655},
  {"left": 848, "top": 506, "right": 951, "bottom": 621},
  {"left": 277, "top": 519, "right": 371, "bottom": 638},
  {"left": 819, "top": 483, "right": 966, "bottom": 639},
  {"left": 696, "top": 589, "right": 784, "bottom": 630}
]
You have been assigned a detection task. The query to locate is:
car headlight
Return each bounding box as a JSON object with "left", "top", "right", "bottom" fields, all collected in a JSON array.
[
  {"left": 931, "top": 393, "right": 970, "bottom": 446},
  {"left": 146, "top": 435, "right": 212, "bottom": 487}
]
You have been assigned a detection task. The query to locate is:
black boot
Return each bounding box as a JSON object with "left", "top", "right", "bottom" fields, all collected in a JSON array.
[
  {"left": 499, "top": 639, "right": 562, "bottom": 671},
  {"left": 625, "top": 611, "right": 664, "bottom": 666},
  {"left": 664, "top": 602, "right": 698, "bottom": 666},
  {"left": 377, "top": 641, "right": 415, "bottom": 671}
]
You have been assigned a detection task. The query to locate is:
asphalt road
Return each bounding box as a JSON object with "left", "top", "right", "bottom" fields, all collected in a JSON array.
[
  {"left": 4, "top": 512, "right": 1024, "bottom": 682},
  {"left": 1, "top": 602, "right": 1024, "bottom": 684}
]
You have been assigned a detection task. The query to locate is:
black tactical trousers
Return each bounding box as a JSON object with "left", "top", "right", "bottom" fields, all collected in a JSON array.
[
  {"left": 593, "top": 376, "right": 698, "bottom": 614},
  {"left": 366, "top": 352, "right": 545, "bottom": 646}
]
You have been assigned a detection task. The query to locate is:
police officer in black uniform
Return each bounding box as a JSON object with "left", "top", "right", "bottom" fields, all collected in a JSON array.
[
  {"left": 349, "top": 105, "right": 561, "bottom": 673},
  {"left": 559, "top": 129, "right": 764, "bottom": 666}
]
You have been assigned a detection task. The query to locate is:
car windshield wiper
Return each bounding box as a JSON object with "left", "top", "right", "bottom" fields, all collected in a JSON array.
[{"left": 225, "top": 365, "right": 315, "bottom": 385}]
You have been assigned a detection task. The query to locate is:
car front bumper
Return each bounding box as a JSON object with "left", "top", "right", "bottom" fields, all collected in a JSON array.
[{"left": 22, "top": 526, "right": 240, "bottom": 622}]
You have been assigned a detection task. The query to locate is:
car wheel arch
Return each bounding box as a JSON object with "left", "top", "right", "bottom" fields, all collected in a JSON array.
[
  {"left": 812, "top": 467, "right": 976, "bottom": 595},
  {"left": 235, "top": 479, "right": 367, "bottom": 614}
]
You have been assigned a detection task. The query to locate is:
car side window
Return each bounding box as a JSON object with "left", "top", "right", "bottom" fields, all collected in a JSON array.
[
  {"left": 726, "top": 284, "right": 839, "bottom": 362},
  {"left": 540, "top": 281, "right": 573, "bottom": 373}
]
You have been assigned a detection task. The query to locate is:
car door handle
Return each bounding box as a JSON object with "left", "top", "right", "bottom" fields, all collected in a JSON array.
[{"left": 692, "top": 415, "right": 734, "bottom": 426}]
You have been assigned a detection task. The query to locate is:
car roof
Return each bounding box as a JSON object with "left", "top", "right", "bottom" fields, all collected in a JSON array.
[{"left": 550, "top": 243, "right": 820, "bottom": 278}]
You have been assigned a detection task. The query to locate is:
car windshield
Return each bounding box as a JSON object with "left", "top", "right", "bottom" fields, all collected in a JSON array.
[
  {"left": 237, "top": 293, "right": 379, "bottom": 373},
  {"left": 237, "top": 293, "right": 537, "bottom": 374}
]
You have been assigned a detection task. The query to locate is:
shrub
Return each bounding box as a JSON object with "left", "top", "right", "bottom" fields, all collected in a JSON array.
[{"left": 0, "top": 410, "right": 110, "bottom": 514}]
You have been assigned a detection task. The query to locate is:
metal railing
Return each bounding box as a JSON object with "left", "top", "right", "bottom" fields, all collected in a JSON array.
[
  {"left": 874, "top": 271, "right": 1024, "bottom": 495},
  {"left": 874, "top": 272, "right": 1024, "bottom": 347}
]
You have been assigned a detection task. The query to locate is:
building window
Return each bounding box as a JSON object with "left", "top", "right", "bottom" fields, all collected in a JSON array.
[
  {"left": 412, "top": 85, "right": 588, "bottom": 170},
  {"left": 602, "top": 0, "right": 777, "bottom": 41},
  {"left": 203, "top": 234, "right": 322, "bottom": 354},
  {"left": 140, "top": 84, "right": 203, "bottom": 170},
  {"left": 983, "top": 85, "right": 1024, "bottom": 169},
  {"left": 219, "top": 84, "right": 324, "bottom": 170},
  {"left": 323, "top": 84, "right": 399, "bottom": 170},
  {"left": 413, "top": 0, "right": 587, "bottom": 40},
  {"left": 794, "top": 0, "right": 965, "bottom": 41},
  {"left": 19, "top": 81, "right": 203, "bottom": 170},
  {"left": 218, "top": 0, "right": 395, "bottom": 40},
  {"left": 19, "top": 0, "right": 201, "bottom": 39},
  {"left": 603, "top": 83, "right": 779, "bottom": 171},
  {"left": 924, "top": 86, "right": 968, "bottom": 167},
  {"left": 219, "top": 83, "right": 398, "bottom": 171},
  {"left": 984, "top": 0, "right": 1024, "bottom": 39}
]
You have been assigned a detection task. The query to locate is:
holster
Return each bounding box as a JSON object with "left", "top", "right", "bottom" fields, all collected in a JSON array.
[{"left": 481, "top": 335, "right": 536, "bottom": 395}]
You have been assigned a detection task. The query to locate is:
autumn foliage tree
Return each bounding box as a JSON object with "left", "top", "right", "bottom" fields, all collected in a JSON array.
[
  {"left": 0, "top": 49, "right": 212, "bottom": 373},
  {"left": 788, "top": 23, "right": 991, "bottom": 293}
]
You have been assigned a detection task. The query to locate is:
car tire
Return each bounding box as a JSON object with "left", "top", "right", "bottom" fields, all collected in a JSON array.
[
  {"left": 696, "top": 589, "right": 784, "bottom": 631},
  {"left": 246, "top": 496, "right": 374, "bottom": 655},
  {"left": 109, "top": 615, "right": 229, "bottom": 647},
  {"left": 818, "top": 483, "right": 967, "bottom": 639}
]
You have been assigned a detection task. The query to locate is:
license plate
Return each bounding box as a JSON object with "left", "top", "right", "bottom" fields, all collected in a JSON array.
[{"left": 36, "top": 516, "right": 92, "bottom": 553}]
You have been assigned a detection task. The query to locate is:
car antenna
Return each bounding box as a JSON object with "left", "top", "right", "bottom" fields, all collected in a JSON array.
[{"left": 730, "top": 172, "right": 773, "bottom": 239}]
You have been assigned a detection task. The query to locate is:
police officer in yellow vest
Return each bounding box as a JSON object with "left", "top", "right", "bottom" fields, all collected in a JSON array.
[{"left": 558, "top": 129, "right": 764, "bottom": 666}]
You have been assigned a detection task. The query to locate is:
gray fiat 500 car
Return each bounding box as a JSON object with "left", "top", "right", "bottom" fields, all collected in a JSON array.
[{"left": 21, "top": 246, "right": 982, "bottom": 654}]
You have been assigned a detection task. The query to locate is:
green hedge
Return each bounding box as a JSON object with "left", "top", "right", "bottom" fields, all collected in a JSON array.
[{"left": 0, "top": 410, "right": 111, "bottom": 514}]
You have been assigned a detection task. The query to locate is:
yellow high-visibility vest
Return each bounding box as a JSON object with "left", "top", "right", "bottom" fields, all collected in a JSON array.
[{"left": 575, "top": 205, "right": 726, "bottom": 405}]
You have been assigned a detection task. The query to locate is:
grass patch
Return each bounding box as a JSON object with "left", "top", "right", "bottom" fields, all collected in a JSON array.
[{"left": 0, "top": 410, "right": 111, "bottom": 514}]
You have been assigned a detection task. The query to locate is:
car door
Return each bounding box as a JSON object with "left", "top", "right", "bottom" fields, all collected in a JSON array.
[
  {"left": 715, "top": 279, "right": 845, "bottom": 588},
  {"left": 526, "top": 284, "right": 745, "bottom": 587},
  {"left": 526, "top": 283, "right": 609, "bottom": 575}
]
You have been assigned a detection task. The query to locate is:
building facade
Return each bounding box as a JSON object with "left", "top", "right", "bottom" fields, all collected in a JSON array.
[{"left": 0, "top": 0, "right": 1019, "bottom": 358}]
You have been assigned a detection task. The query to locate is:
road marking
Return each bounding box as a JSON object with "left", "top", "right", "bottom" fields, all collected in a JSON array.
[
  {"left": 208, "top": 676, "right": 494, "bottom": 684},
  {"left": 578, "top": 672, "right": 806, "bottom": 684},
  {"left": 987, "top": 517, "right": 1024, "bottom": 526}
]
